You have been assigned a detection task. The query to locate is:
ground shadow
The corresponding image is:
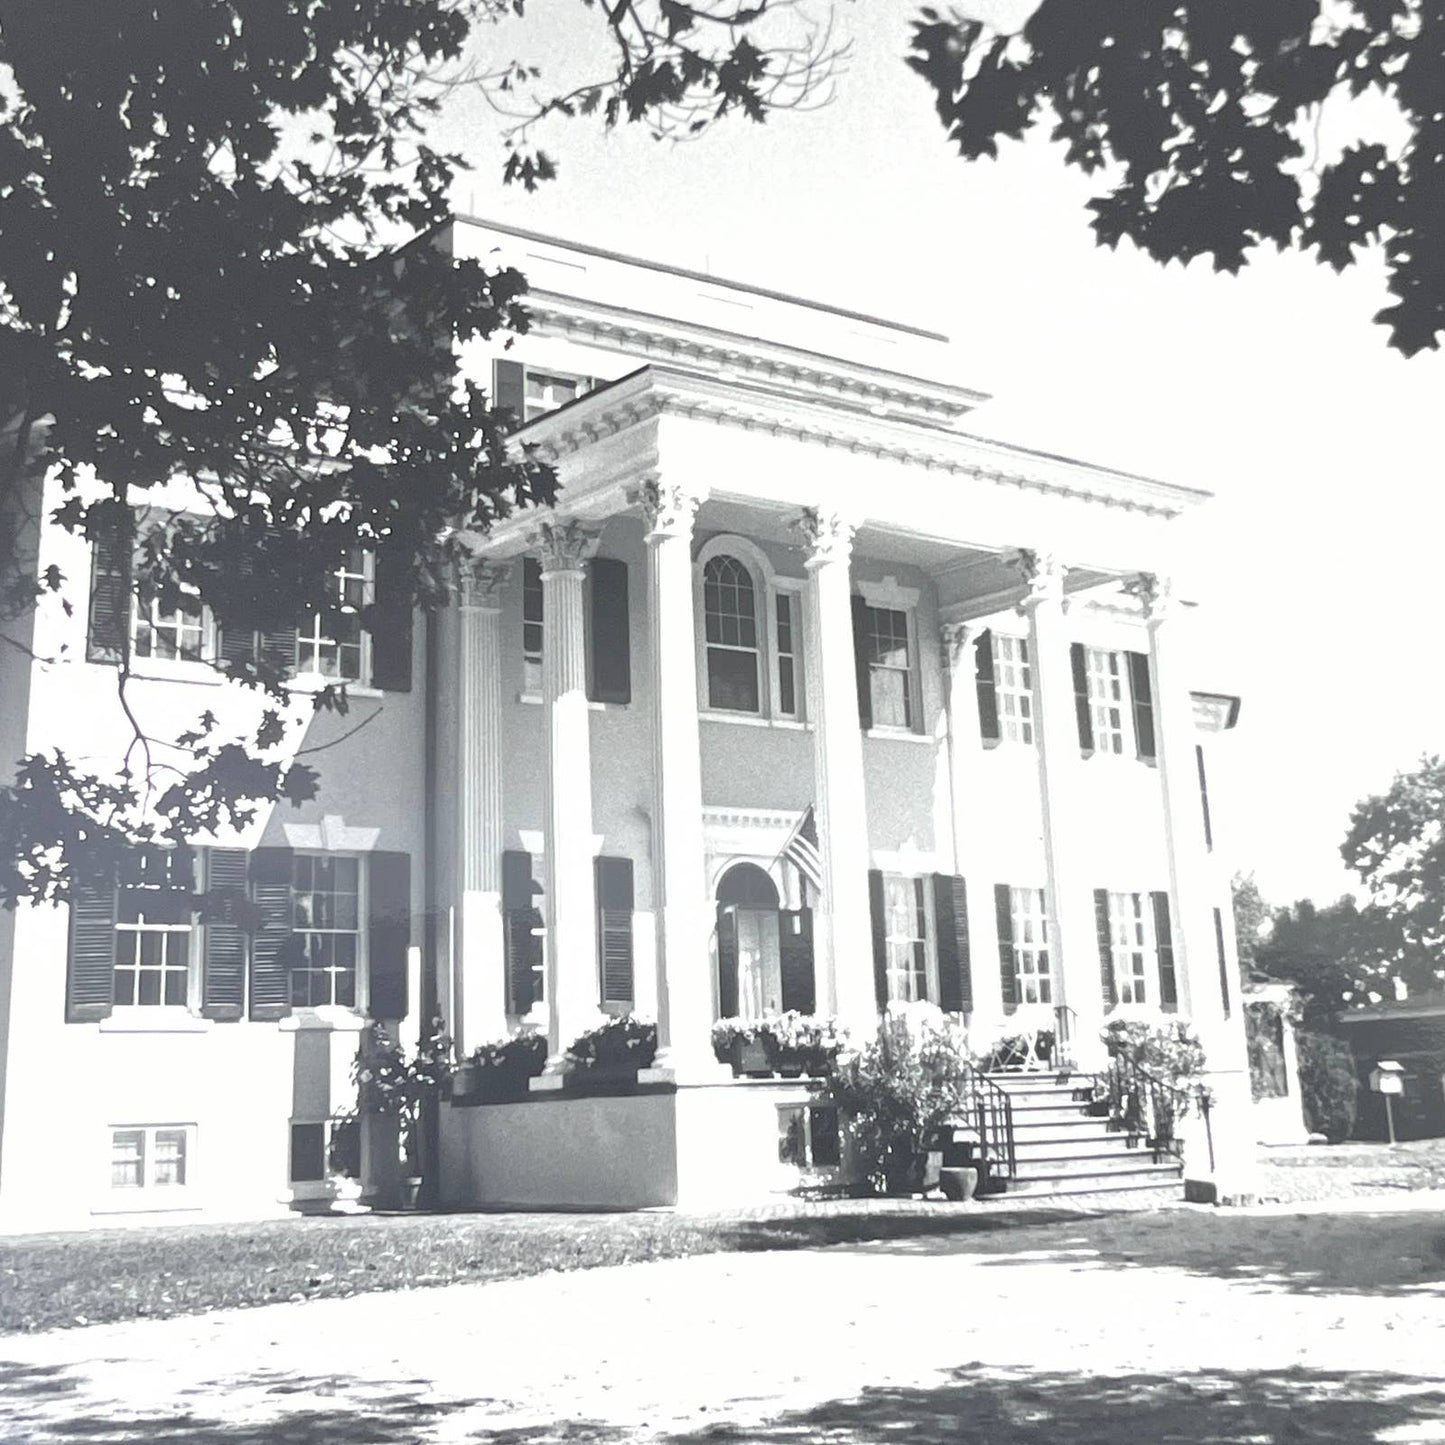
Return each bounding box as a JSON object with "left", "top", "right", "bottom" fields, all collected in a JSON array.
[
  {"left": 5, "top": 1363, "right": 1445, "bottom": 1444},
  {"left": 817, "top": 1205, "right": 1445, "bottom": 1298}
]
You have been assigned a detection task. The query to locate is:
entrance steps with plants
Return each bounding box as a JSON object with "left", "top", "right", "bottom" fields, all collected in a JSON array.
[{"left": 983, "top": 1071, "right": 1185, "bottom": 1200}]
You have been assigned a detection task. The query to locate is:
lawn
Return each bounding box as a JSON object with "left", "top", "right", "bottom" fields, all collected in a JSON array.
[{"left": 3, "top": 1138, "right": 1441, "bottom": 1335}]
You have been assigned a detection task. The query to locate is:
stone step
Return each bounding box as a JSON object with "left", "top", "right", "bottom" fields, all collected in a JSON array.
[
  {"left": 1011, "top": 1149, "right": 1175, "bottom": 1179},
  {"left": 984, "top": 1072, "right": 1096, "bottom": 1092},
  {"left": 1008, "top": 1133, "right": 1148, "bottom": 1161},
  {"left": 999, "top": 1162, "right": 1183, "bottom": 1198},
  {"left": 1000, "top": 1101, "right": 1103, "bottom": 1127}
]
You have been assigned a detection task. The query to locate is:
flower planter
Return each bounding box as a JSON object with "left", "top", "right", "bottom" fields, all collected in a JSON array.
[
  {"left": 731, "top": 1039, "right": 773, "bottom": 1078},
  {"left": 564, "top": 1064, "right": 641, "bottom": 1096},
  {"left": 769, "top": 1046, "right": 807, "bottom": 1079}
]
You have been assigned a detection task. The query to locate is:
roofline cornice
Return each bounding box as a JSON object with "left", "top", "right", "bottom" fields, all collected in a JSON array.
[{"left": 511, "top": 366, "right": 1210, "bottom": 520}]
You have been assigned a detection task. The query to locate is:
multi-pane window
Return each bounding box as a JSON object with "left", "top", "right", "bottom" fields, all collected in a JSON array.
[
  {"left": 523, "top": 369, "right": 594, "bottom": 422},
  {"left": 522, "top": 556, "right": 544, "bottom": 694},
  {"left": 133, "top": 587, "right": 207, "bottom": 662},
  {"left": 291, "top": 854, "right": 361, "bottom": 1008},
  {"left": 1107, "top": 892, "right": 1153, "bottom": 1005},
  {"left": 883, "top": 875, "right": 929, "bottom": 1003},
  {"left": 1010, "top": 887, "right": 1053, "bottom": 1005},
  {"left": 1085, "top": 648, "right": 1130, "bottom": 755},
  {"left": 110, "top": 1126, "right": 190, "bottom": 1190},
  {"left": 775, "top": 592, "right": 800, "bottom": 718},
  {"left": 703, "top": 555, "right": 760, "bottom": 712},
  {"left": 113, "top": 847, "right": 194, "bottom": 1007},
  {"left": 993, "top": 634, "right": 1034, "bottom": 744},
  {"left": 860, "top": 604, "right": 914, "bottom": 729},
  {"left": 297, "top": 550, "right": 370, "bottom": 682}
]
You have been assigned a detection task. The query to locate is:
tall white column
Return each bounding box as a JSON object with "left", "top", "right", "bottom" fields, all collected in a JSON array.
[
  {"left": 455, "top": 560, "right": 509, "bottom": 1051},
  {"left": 1015, "top": 550, "right": 1102, "bottom": 1066},
  {"left": 1133, "top": 572, "right": 1254, "bottom": 1193},
  {"left": 638, "top": 479, "right": 721, "bottom": 1079},
  {"left": 799, "top": 508, "right": 876, "bottom": 1035},
  {"left": 536, "top": 520, "right": 599, "bottom": 1073},
  {"left": 942, "top": 621, "right": 1003, "bottom": 1038}
]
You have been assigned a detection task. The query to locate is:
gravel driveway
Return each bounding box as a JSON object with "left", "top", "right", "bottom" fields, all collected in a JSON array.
[{"left": 3, "top": 1193, "right": 1444, "bottom": 1444}]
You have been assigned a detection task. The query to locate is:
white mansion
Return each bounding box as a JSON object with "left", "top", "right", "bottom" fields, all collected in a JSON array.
[{"left": 0, "top": 218, "right": 1253, "bottom": 1226}]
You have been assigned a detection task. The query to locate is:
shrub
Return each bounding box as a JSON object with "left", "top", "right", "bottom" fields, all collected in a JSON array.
[
  {"left": 1101, "top": 1018, "right": 1207, "bottom": 1089},
  {"left": 826, "top": 1011, "right": 973, "bottom": 1194},
  {"left": 354, "top": 1018, "right": 452, "bottom": 1173},
  {"left": 1296, "top": 1030, "right": 1359, "bottom": 1143},
  {"left": 1245, "top": 1001, "right": 1290, "bottom": 1100},
  {"left": 565, "top": 1014, "right": 657, "bottom": 1071},
  {"left": 469, "top": 1030, "right": 547, "bottom": 1076}
]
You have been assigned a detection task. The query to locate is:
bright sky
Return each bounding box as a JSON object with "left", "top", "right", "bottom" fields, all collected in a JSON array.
[{"left": 430, "top": 2, "right": 1445, "bottom": 910}]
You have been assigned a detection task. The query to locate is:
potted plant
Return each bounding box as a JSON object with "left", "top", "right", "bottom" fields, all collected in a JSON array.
[
  {"left": 825, "top": 1010, "right": 974, "bottom": 1196},
  {"left": 355, "top": 1018, "right": 451, "bottom": 1207},
  {"left": 458, "top": 1030, "right": 547, "bottom": 1103},
  {"left": 766, "top": 1012, "right": 847, "bottom": 1078},
  {"left": 564, "top": 1014, "right": 657, "bottom": 1091}
]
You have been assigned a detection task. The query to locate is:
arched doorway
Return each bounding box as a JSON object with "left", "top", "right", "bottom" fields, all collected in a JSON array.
[{"left": 715, "top": 863, "right": 814, "bottom": 1020}]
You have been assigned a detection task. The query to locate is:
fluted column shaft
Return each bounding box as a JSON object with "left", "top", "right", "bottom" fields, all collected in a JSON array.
[
  {"left": 538, "top": 521, "right": 598, "bottom": 1068},
  {"left": 455, "top": 562, "right": 509, "bottom": 1050},
  {"left": 1017, "top": 552, "right": 1102, "bottom": 1063},
  {"left": 800, "top": 508, "right": 876, "bottom": 1034},
  {"left": 639, "top": 480, "right": 717, "bottom": 1077}
]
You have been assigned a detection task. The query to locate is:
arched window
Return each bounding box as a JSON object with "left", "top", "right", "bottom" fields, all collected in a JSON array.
[{"left": 703, "top": 554, "right": 760, "bottom": 712}]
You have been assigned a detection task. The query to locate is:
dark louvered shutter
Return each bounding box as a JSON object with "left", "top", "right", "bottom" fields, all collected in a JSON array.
[
  {"left": 974, "top": 629, "right": 1000, "bottom": 742},
  {"left": 1214, "top": 907, "right": 1231, "bottom": 1017},
  {"left": 595, "top": 855, "right": 634, "bottom": 1005},
  {"left": 1094, "top": 888, "right": 1117, "bottom": 1008},
  {"left": 1152, "top": 891, "right": 1178, "bottom": 1011},
  {"left": 994, "top": 884, "right": 1018, "bottom": 1008},
  {"left": 86, "top": 512, "right": 130, "bottom": 664},
  {"left": 1197, "top": 744, "right": 1214, "bottom": 850},
  {"left": 494, "top": 358, "right": 526, "bottom": 424},
  {"left": 217, "top": 622, "right": 259, "bottom": 670},
  {"left": 368, "top": 851, "right": 411, "bottom": 1020},
  {"left": 1070, "top": 643, "right": 1094, "bottom": 751},
  {"left": 933, "top": 874, "right": 972, "bottom": 1013},
  {"left": 504, "top": 850, "right": 542, "bottom": 1013},
  {"left": 778, "top": 908, "right": 815, "bottom": 1013},
  {"left": 1128, "top": 651, "right": 1156, "bottom": 760},
  {"left": 868, "top": 869, "right": 888, "bottom": 1008},
  {"left": 259, "top": 627, "right": 297, "bottom": 678},
  {"left": 369, "top": 549, "right": 414, "bottom": 693},
  {"left": 200, "top": 847, "right": 249, "bottom": 1021},
  {"left": 248, "top": 848, "right": 295, "bottom": 1021},
  {"left": 588, "top": 556, "right": 631, "bottom": 705},
  {"left": 852, "top": 596, "right": 873, "bottom": 731},
  {"left": 65, "top": 873, "right": 116, "bottom": 1021},
  {"left": 716, "top": 905, "right": 739, "bottom": 1019}
]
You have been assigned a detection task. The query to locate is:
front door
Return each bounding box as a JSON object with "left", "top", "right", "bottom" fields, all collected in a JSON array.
[{"left": 734, "top": 907, "right": 782, "bottom": 1019}]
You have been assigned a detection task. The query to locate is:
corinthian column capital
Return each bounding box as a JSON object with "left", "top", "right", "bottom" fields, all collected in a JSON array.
[
  {"left": 457, "top": 559, "right": 510, "bottom": 612},
  {"left": 1011, "top": 548, "right": 1066, "bottom": 609},
  {"left": 632, "top": 477, "right": 705, "bottom": 541},
  {"left": 797, "top": 507, "right": 857, "bottom": 569},
  {"left": 1124, "top": 571, "right": 1176, "bottom": 620},
  {"left": 533, "top": 519, "right": 597, "bottom": 576}
]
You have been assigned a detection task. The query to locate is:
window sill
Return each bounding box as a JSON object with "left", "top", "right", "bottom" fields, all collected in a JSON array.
[
  {"left": 280, "top": 1007, "right": 368, "bottom": 1033},
  {"left": 864, "top": 728, "right": 932, "bottom": 745},
  {"left": 91, "top": 1190, "right": 200, "bottom": 1216},
  {"left": 699, "top": 710, "right": 810, "bottom": 731},
  {"left": 517, "top": 692, "right": 624, "bottom": 711},
  {"left": 291, "top": 674, "right": 384, "bottom": 700},
  {"left": 127, "top": 659, "right": 224, "bottom": 687},
  {"left": 99, "top": 1010, "right": 212, "bottom": 1034}
]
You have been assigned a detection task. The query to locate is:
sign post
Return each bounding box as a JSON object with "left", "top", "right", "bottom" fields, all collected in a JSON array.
[{"left": 1369, "top": 1060, "right": 1405, "bottom": 1146}]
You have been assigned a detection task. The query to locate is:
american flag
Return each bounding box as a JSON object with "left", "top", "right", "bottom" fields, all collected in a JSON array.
[{"left": 777, "top": 804, "right": 823, "bottom": 895}]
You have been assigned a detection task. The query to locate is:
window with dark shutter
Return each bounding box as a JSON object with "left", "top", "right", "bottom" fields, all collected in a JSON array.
[
  {"left": 369, "top": 549, "right": 414, "bottom": 693},
  {"left": 974, "top": 630, "right": 1000, "bottom": 742},
  {"left": 494, "top": 358, "right": 526, "bottom": 424},
  {"left": 868, "top": 869, "right": 888, "bottom": 1009},
  {"left": 715, "top": 904, "right": 739, "bottom": 1019},
  {"left": 66, "top": 871, "right": 118, "bottom": 1022},
  {"left": 778, "top": 908, "right": 815, "bottom": 1013},
  {"left": 248, "top": 848, "right": 295, "bottom": 1021},
  {"left": 1151, "top": 891, "right": 1178, "bottom": 1010},
  {"left": 1128, "top": 652, "right": 1156, "bottom": 761},
  {"left": 504, "top": 849, "right": 543, "bottom": 1014},
  {"left": 200, "top": 847, "right": 249, "bottom": 1021},
  {"left": 852, "top": 596, "right": 874, "bottom": 731},
  {"left": 367, "top": 852, "right": 411, "bottom": 1020},
  {"left": 994, "top": 883, "right": 1018, "bottom": 1009},
  {"left": 1214, "top": 907, "right": 1232, "bottom": 1017},
  {"left": 1197, "top": 744, "right": 1214, "bottom": 849},
  {"left": 86, "top": 509, "right": 131, "bottom": 664},
  {"left": 1094, "top": 888, "right": 1117, "bottom": 1007},
  {"left": 1070, "top": 643, "right": 1095, "bottom": 752},
  {"left": 594, "top": 856, "right": 634, "bottom": 1006},
  {"left": 933, "top": 874, "right": 973, "bottom": 1013},
  {"left": 588, "top": 556, "right": 631, "bottom": 705}
]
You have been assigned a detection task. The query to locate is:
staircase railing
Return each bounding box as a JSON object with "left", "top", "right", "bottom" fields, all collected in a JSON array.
[
  {"left": 962, "top": 1063, "right": 1016, "bottom": 1183},
  {"left": 1052, "top": 1004, "right": 1079, "bottom": 1069},
  {"left": 1099, "top": 1053, "right": 1213, "bottom": 1167}
]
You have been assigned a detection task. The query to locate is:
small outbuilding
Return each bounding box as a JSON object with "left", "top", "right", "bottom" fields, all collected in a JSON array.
[{"left": 1336, "top": 996, "right": 1445, "bottom": 1141}]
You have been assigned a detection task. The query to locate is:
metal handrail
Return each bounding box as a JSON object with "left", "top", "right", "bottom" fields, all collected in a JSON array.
[
  {"left": 1098, "top": 1053, "right": 1213, "bottom": 1166},
  {"left": 1052, "top": 1004, "right": 1080, "bottom": 1069},
  {"left": 963, "top": 1062, "right": 1016, "bottom": 1182}
]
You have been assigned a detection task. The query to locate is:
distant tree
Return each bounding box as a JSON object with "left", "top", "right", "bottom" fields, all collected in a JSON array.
[
  {"left": 1231, "top": 872, "right": 1271, "bottom": 972},
  {"left": 0, "top": 0, "right": 836, "bottom": 908},
  {"left": 1254, "top": 896, "right": 1385, "bottom": 1032},
  {"left": 908, "top": 2, "right": 1445, "bottom": 354},
  {"left": 1341, "top": 755, "right": 1445, "bottom": 997}
]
